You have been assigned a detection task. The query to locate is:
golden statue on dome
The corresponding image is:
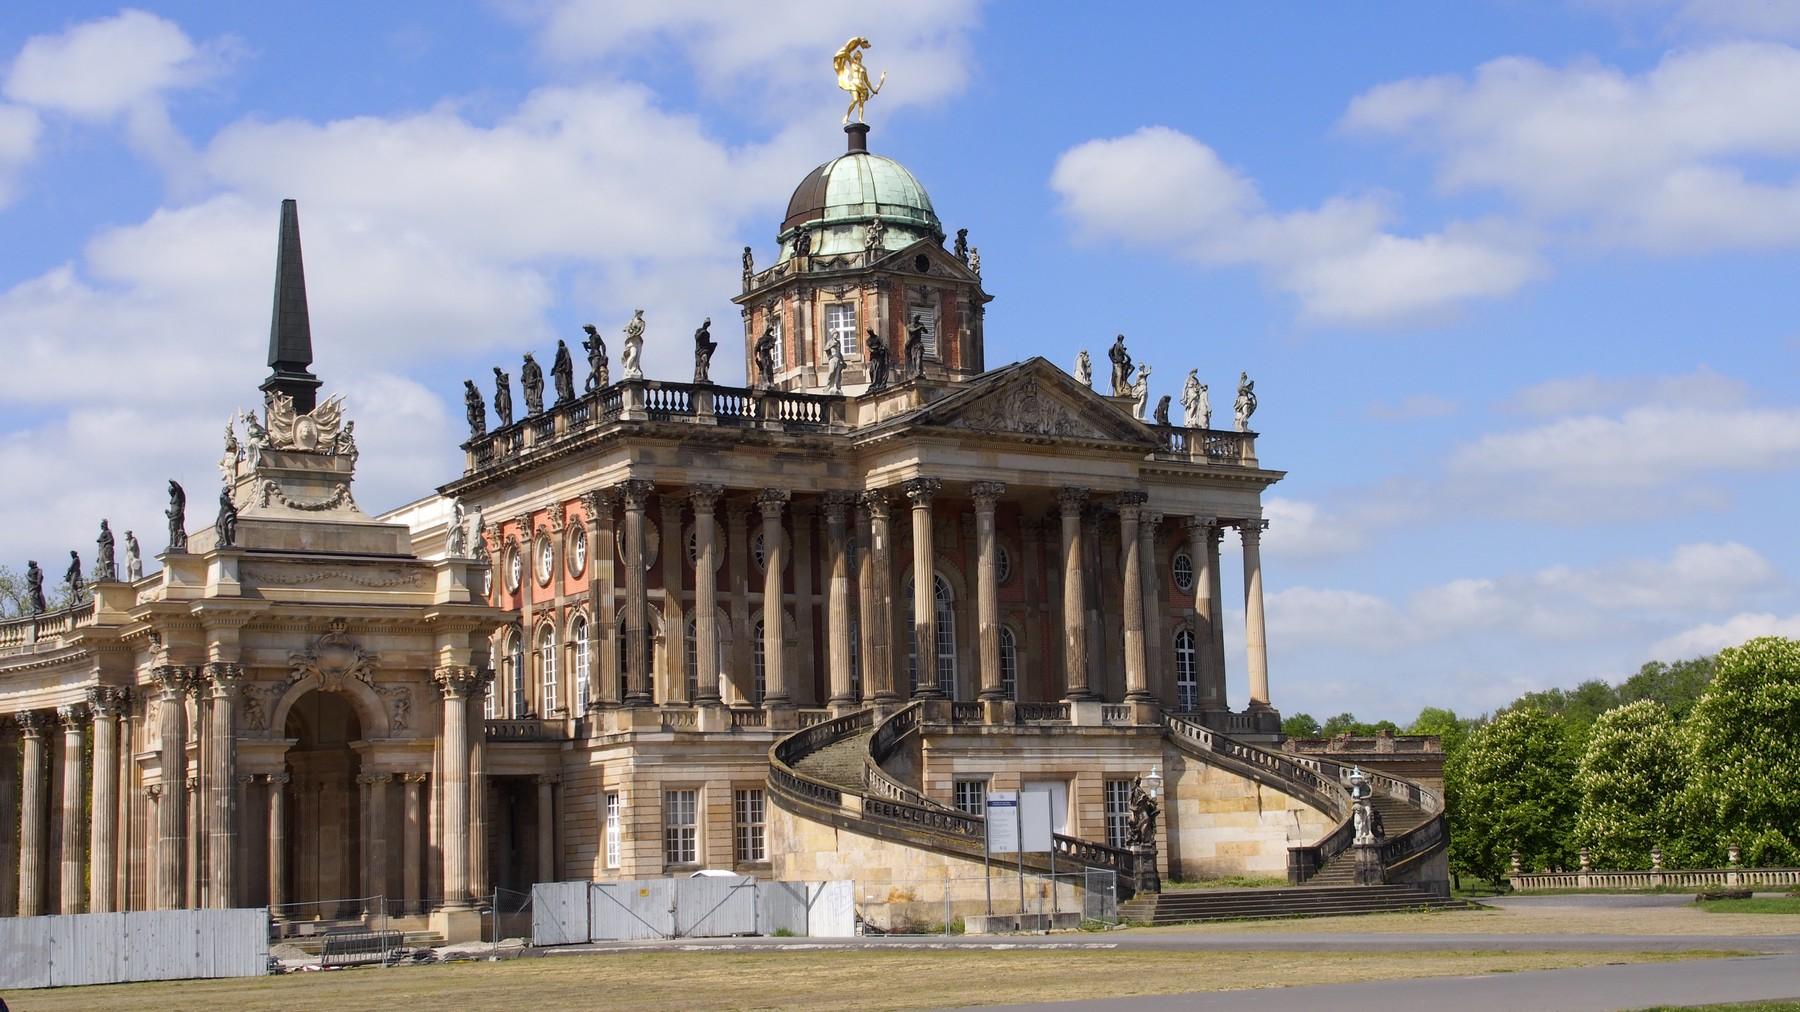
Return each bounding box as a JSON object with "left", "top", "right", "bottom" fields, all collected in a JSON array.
[{"left": 834, "top": 37, "right": 885, "bottom": 124}]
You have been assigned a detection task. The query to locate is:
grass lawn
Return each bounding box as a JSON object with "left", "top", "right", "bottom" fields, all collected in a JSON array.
[
  {"left": 1698, "top": 897, "right": 1800, "bottom": 915},
  {"left": 1127, "top": 900, "right": 1800, "bottom": 937},
  {"left": 1160, "top": 874, "right": 1289, "bottom": 890},
  {"left": 1633, "top": 1003, "right": 1800, "bottom": 1011},
  {"left": 3, "top": 948, "right": 1723, "bottom": 1011}
]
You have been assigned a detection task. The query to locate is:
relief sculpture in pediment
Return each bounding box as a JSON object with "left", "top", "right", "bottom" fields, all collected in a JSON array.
[{"left": 947, "top": 382, "right": 1111, "bottom": 440}]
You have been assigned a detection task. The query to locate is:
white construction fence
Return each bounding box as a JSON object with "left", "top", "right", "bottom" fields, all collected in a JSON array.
[
  {"left": 0, "top": 908, "right": 269, "bottom": 989},
  {"left": 532, "top": 877, "right": 855, "bottom": 944}
]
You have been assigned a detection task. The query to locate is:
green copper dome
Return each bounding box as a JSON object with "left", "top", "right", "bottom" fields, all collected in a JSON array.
[{"left": 778, "top": 128, "right": 943, "bottom": 261}]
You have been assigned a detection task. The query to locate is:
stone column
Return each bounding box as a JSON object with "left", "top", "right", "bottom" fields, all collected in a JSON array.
[
  {"left": 1139, "top": 512, "right": 1165, "bottom": 705},
  {"left": 1240, "top": 520, "right": 1271, "bottom": 707},
  {"left": 233, "top": 774, "right": 253, "bottom": 908},
  {"left": 114, "top": 708, "right": 132, "bottom": 911},
  {"left": 16, "top": 711, "right": 48, "bottom": 916},
  {"left": 725, "top": 500, "right": 753, "bottom": 705},
  {"left": 357, "top": 774, "right": 374, "bottom": 912},
  {"left": 792, "top": 504, "right": 817, "bottom": 704},
  {"left": 185, "top": 775, "right": 200, "bottom": 909},
  {"left": 690, "top": 485, "right": 724, "bottom": 707},
  {"left": 204, "top": 663, "right": 243, "bottom": 908},
  {"left": 902, "top": 478, "right": 943, "bottom": 699},
  {"left": 619, "top": 480, "right": 655, "bottom": 707},
  {"left": 434, "top": 666, "right": 477, "bottom": 910},
  {"left": 372, "top": 773, "right": 393, "bottom": 908},
  {"left": 1118, "top": 491, "right": 1151, "bottom": 703},
  {"left": 823, "top": 492, "right": 857, "bottom": 711},
  {"left": 87, "top": 687, "right": 126, "bottom": 912},
  {"left": 758, "top": 488, "right": 792, "bottom": 708},
  {"left": 862, "top": 491, "right": 897, "bottom": 704},
  {"left": 57, "top": 704, "right": 88, "bottom": 914},
  {"left": 468, "top": 674, "right": 491, "bottom": 903},
  {"left": 581, "top": 490, "right": 617, "bottom": 709},
  {"left": 971, "top": 482, "right": 1006, "bottom": 704},
  {"left": 659, "top": 496, "right": 686, "bottom": 705},
  {"left": 267, "top": 772, "right": 289, "bottom": 916},
  {"left": 0, "top": 720, "right": 17, "bottom": 917},
  {"left": 536, "top": 776, "right": 557, "bottom": 884},
  {"left": 1057, "top": 487, "right": 1094, "bottom": 701},
  {"left": 1185, "top": 518, "right": 1222, "bottom": 709},
  {"left": 152, "top": 665, "right": 189, "bottom": 910},
  {"left": 403, "top": 773, "right": 425, "bottom": 914}
]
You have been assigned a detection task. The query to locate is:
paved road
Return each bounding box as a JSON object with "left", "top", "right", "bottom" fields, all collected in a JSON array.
[{"left": 959, "top": 953, "right": 1800, "bottom": 1012}]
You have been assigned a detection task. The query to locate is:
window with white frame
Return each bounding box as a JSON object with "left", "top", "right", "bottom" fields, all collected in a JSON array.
[
  {"left": 1104, "top": 779, "right": 1133, "bottom": 849},
  {"left": 734, "top": 788, "right": 766, "bottom": 863},
  {"left": 999, "top": 626, "right": 1019, "bottom": 701},
  {"left": 769, "top": 310, "right": 784, "bottom": 370},
  {"left": 825, "top": 302, "right": 857, "bottom": 357},
  {"left": 664, "top": 789, "right": 698, "bottom": 865},
  {"left": 569, "top": 525, "right": 587, "bottom": 577},
  {"left": 751, "top": 618, "right": 766, "bottom": 704},
  {"left": 1172, "top": 550, "right": 1195, "bottom": 593},
  {"left": 604, "top": 792, "right": 622, "bottom": 868},
  {"left": 908, "top": 304, "right": 939, "bottom": 356},
  {"left": 536, "top": 536, "right": 554, "bottom": 584},
  {"left": 509, "top": 632, "right": 526, "bottom": 718},
  {"left": 905, "top": 573, "right": 958, "bottom": 698},
  {"left": 539, "top": 624, "right": 558, "bottom": 712},
  {"left": 1175, "top": 628, "right": 1198, "bottom": 711},
  {"left": 573, "top": 615, "right": 590, "bottom": 712},
  {"left": 954, "top": 779, "right": 987, "bottom": 817}
]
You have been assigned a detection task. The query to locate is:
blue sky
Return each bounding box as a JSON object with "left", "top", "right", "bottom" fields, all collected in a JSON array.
[{"left": 2, "top": 2, "right": 1797, "bottom": 721}]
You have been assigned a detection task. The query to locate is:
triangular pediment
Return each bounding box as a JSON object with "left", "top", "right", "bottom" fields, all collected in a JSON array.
[
  {"left": 870, "top": 238, "right": 985, "bottom": 285},
  {"left": 910, "top": 358, "right": 1158, "bottom": 447}
]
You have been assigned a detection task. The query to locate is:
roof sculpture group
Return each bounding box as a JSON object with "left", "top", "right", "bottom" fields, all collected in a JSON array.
[{"left": 1073, "top": 334, "right": 1257, "bottom": 432}]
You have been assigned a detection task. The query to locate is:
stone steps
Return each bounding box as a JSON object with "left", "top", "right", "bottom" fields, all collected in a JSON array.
[
  {"left": 790, "top": 729, "right": 875, "bottom": 791},
  {"left": 279, "top": 929, "right": 447, "bottom": 956},
  {"left": 1119, "top": 884, "right": 1471, "bottom": 925}
]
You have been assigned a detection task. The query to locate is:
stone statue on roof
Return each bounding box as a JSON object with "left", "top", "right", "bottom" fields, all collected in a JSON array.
[
  {"left": 905, "top": 315, "right": 927, "bottom": 379},
  {"left": 166, "top": 480, "right": 187, "bottom": 554},
  {"left": 1234, "top": 371, "right": 1257, "bottom": 432},
  {"left": 552, "top": 339, "right": 576, "bottom": 404},
  {"left": 521, "top": 353, "right": 544, "bottom": 415},
  {"left": 741, "top": 245, "right": 754, "bottom": 291},
  {"left": 1153, "top": 395, "right": 1171, "bottom": 426},
  {"left": 466, "top": 379, "right": 488, "bottom": 438},
  {"left": 216, "top": 485, "right": 238, "bottom": 549},
  {"left": 754, "top": 320, "right": 777, "bottom": 388},
  {"left": 1131, "top": 364, "right": 1151, "bottom": 419},
  {"left": 96, "top": 520, "right": 116, "bottom": 582},
  {"left": 125, "top": 533, "right": 142, "bottom": 582},
  {"left": 865, "top": 216, "right": 885, "bottom": 252},
  {"left": 954, "top": 228, "right": 969, "bottom": 263},
  {"left": 824, "top": 341, "right": 845, "bottom": 395},
  {"left": 1075, "top": 350, "right": 1092, "bottom": 387},
  {"left": 621, "top": 310, "right": 646, "bottom": 381},
  {"left": 693, "top": 318, "right": 716, "bottom": 384},
  {"left": 1109, "top": 334, "right": 1133, "bottom": 396},
  {"left": 1181, "top": 370, "right": 1206, "bottom": 429},
  {"left": 866, "top": 329, "right": 890, "bottom": 391},
  {"left": 582, "top": 325, "right": 609, "bottom": 390},
  {"left": 64, "top": 551, "right": 84, "bottom": 603},
  {"left": 25, "top": 560, "right": 45, "bottom": 614}
]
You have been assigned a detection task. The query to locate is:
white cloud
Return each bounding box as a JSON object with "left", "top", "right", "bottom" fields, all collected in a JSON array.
[
  {"left": 1580, "top": 0, "right": 1800, "bottom": 41},
  {"left": 1368, "top": 393, "right": 1457, "bottom": 420},
  {"left": 1534, "top": 541, "right": 1779, "bottom": 612},
  {"left": 1049, "top": 126, "right": 1542, "bottom": 326},
  {"left": 0, "top": 104, "right": 39, "bottom": 206},
  {"left": 3, "top": 9, "right": 234, "bottom": 180},
  {"left": 1262, "top": 497, "right": 1366, "bottom": 560},
  {"left": 1650, "top": 611, "right": 1800, "bottom": 657},
  {"left": 1343, "top": 42, "right": 1800, "bottom": 251},
  {"left": 1266, "top": 587, "right": 1408, "bottom": 649},
  {"left": 1504, "top": 366, "right": 1746, "bottom": 415}
]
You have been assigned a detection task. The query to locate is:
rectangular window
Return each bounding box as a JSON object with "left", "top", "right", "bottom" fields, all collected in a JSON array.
[
  {"left": 1104, "top": 779, "right": 1132, "bottom": 850},
  {"left": 734, "top": 788, "right": 766, "bottom": 864},
  {"left": 664, "top": 789, "right": 698, "bottom": 866},
  {"left": 909, "top": 303, "right": 939, "bottom": 356},
  {"left": 954, "top": 779, "right": 987, "bottom": 817},
  {"left": 604, "top": 792, "right": 622, "bottom": 869},
  {"left": 825, "top": 302, "right": 858, "bottom": 357},
  {"left": 769, "top": 311, "right": 784, "bottom": 370}
]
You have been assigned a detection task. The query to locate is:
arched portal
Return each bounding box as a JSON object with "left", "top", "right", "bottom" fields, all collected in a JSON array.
[{"left": 282, "top": 690, "right": 363, "bottom": 919}]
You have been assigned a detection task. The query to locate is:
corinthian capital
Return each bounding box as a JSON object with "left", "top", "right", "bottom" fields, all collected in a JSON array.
[
  {"left": 618, "top": 479, "right": 655, "bottom": 511},
  {"left": 901, "top": 477, "right": 942, "bottom": 507},
  {"left": 432, "top": 664, "right": 482, "bottom": 698},
  {"left": 821, "top": 490, "right": 856, "bottom": 521},
  {"left": 205, "top": 662, "right": 246, "bottom": 697},
  {"left": 689, "top": 484, "right": 725, "bottom": 512},
  {"left": 756, "top": 487, "right": 790, "bottom": 519},
  {"left": 151, "top": 664, "right": 193, "bottom": 700},
  {"left": 86, "top": 685, "right": 131, "bottom": 717},
  {"left": 545, "top": 502, "right": 566, "bottom": 533},
  {"left": 1116, "top": 489, "right": 1148, "bottom": 520},
  {"left": 580, "top": 488, "right": 613, "bottom": 523},
  {"left": 57, "top": 702, "right": 89, "bottom": 727},
  {"left": 1057, "top": 486, "right": 1090, "bottom": 517},
  {"left": 859, "top": 489, "right": 891, "bottom": 521},
  {"left": 969, "top": 481, "right": 1006, "bottom": 511}
]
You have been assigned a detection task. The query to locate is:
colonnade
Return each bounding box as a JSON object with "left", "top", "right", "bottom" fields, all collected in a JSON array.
[{"left": 503, "top": 478, "right": 1272, "bottom": 718}]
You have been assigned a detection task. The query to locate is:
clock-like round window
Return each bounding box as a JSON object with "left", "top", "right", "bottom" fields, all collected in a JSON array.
[
  {"left": 536, "top": 537, "right": 554, "bottom": 584},
  {"left": 1172, "top": 550, "right": 1195, "bottom": 593},
  {"left": 506, "top": 549, "right": 522, "bottom": 592},
  {"left": 995, "top": 544, "right": 1012, "bottom": 585}
]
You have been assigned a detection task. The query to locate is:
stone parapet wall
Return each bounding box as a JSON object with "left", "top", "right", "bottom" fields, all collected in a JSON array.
[{"left": 1164, "top": 748, "right": 1334, "bottom": 880}]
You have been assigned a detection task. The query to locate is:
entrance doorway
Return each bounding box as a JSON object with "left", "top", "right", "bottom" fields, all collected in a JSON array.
[{"left": 282, "top": 690, "right": 364, "bottom": 919}]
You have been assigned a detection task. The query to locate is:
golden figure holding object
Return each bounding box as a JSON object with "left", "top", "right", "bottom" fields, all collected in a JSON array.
[{"left": 834, "top": 36, "right": 885, "bottom": 125}]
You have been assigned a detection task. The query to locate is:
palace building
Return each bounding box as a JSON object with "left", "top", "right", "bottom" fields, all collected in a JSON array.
[{"left": 0, "top": 117, "right": 1448, "bottom": 943}]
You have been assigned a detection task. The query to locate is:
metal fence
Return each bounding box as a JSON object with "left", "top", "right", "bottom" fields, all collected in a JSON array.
[
  {"left": 532, "top": 877, "right": 856, "bottom": 943},
  {"left": 268, "top": 894, "right": 397, "bottom": 968},
  {"left": 0, "top": 908, "right": 270, "bottom": 989}
]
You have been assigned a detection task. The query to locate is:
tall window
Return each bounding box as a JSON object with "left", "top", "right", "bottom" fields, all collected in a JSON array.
[
  {"left": 617, "top": 608, "right": 655, "bottom": 701},
  {"left": 825, "top": 302, "right": 857, "bottom": 357},
  {"left": 539, "top": 624, "right": 558, "bottom": 713},
  {"left": 954, "top": 779, "right": 987, "bottom": 817},
  {"left": 664, "top": 789, "right": 698, "bottom": 866},
  {"left": 509, "top": 632, "right": 526, "bottom": 718},
  {"left": 604, "top": 792, "right": 622, "bottom": 868},
  {"left": 751, "top": 618, "right": 766, "bottom": 704},
  {"left": 734, "top": 788, "right": 766, "bottom": 863},
  {"left": 998, "top": 626, "right": 1019, "bottom": 701},
  {"left": 1104, "top": 779, "right": 1133, "bottom": 849},
  {"left": 1175, "top": 628, "right": 1198, "bottom": 711},
  {"left": 573, "top": 615, "right": 590, "bottom": 712},
  {"left": 1172, "top": 550, "right": 1195, "bottom": 593},
  {"left": 906, "top": 574, "right": 958, "bottom": 698},
  {"left": 768, "top": 310, "right": 784, "bottom": 370},
  {"left": 909, "top": 304, "right": 939, "bottom": 356}
]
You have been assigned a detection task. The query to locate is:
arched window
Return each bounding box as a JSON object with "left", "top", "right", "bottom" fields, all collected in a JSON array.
[
  {"left": 509, "top": 631, "right": 526, "bottom": 718},
  {"left": 751, "top": 618, "right": 766, "bottom": 705},
  {"left": 539, "top": 624, "right": 559, "bottom": 713},
  {"left": 905, "top": 573, "right": 958, "bottom": 698},
  {"left": 1174, "top": 628, "right": 1198, "bottom": 712},
  {"left": 573, "top": 615, "right": 590, "bottom": 712},
  {"left": 999, "top": 626, "right": 1019, "bottom": 701}
]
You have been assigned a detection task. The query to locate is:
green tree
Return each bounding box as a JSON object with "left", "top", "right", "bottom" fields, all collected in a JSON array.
[
  {"left": 1573, "top": 700, "right": 1686, "bottom": 869},
  {"left": 1620, "top": 657, "right": 1715, "bottom": 720},
  {"left": 1683, "top": 636, "right": 1800, "bottom": 867},
  {"left": 1447, "top": 708, "right": 1579, "bottom": 882},
  {"left": 1281, "top": 713, "right": 1322, "bottom": 738},
  {"left": 1320, "top": 712, "right": 1361, "bottom": 736}
]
